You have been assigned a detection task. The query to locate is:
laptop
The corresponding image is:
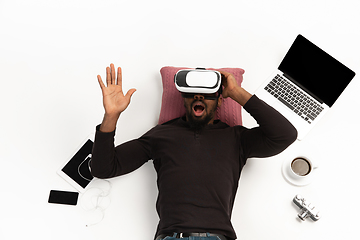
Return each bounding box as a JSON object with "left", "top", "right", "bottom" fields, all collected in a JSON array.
[{"left": 255, "top": 34, "right": 355, "bottom": 140}]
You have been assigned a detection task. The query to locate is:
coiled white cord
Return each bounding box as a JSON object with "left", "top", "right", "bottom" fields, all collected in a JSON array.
[{"left": 80, "top": 179, "right": 112, "bottom": 227}]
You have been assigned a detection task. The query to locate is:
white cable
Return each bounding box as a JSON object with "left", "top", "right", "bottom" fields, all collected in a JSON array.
[
  {"left": 80, "top": 179, "right": 112, "bottom": 227},
  {"left": 78, "top": 154, "right": 93, "bottom": 181}
]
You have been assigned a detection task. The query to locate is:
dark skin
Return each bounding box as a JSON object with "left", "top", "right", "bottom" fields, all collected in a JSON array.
[
  {"left": 183, "top": 93, "right": 221, "bottom": 126},
  {"left": 97, "top": 64, "right": 253, "bottom": 132},
  {"left": 97, "top": 63, "right": 136, "bottom": 132}
]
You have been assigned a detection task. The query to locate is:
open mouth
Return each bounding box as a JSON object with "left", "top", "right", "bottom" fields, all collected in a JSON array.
[{"left": 192, "top": 101, "right": 205, "bottom": 117}]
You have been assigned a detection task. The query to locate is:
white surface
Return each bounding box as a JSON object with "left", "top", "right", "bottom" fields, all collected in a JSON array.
[{"left": 1, "top": 0, "right": 359, "bottom": 239}]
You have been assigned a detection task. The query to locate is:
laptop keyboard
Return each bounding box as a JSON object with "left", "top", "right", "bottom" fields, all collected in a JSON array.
[{"left": 264, "top": 74, "right": 324, "bottom": 124}]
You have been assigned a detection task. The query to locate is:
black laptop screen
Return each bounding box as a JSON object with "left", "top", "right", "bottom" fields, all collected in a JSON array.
[{"left": 279, "top": 35, "right": 355, "bottom": 107}]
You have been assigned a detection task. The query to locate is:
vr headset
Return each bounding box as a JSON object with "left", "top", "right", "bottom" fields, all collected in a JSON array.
[{"left": 174, "top": 69, "right": 222, "bottom": 98}]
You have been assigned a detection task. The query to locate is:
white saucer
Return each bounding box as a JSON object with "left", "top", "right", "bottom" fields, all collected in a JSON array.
[{"left": 281, "top": 157, "right": 317, "bottom": 187}]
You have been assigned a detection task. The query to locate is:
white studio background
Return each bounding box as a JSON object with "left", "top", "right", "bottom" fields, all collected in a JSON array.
[{"left": 1, "top": 0, "right": 359, "bottom": 240}]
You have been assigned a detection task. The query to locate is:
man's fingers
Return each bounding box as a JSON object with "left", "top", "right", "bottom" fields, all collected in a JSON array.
[
  {"left": 100, "top": 64, "right": 125, "bottom": 90},
  {"left": 220, "top": 71, "right": 235, "bottom": 81},
  {"left": 110, "top": 63, "right": 116, "bottom": 84},
  {"left": 125, "top": 88, "right": 137, "bottom": 99},
  {"left": 219, "top": 71, "right": 230, "bottom": 77},
  {"left": 106, "top": 66, "right": 111, "bottom": 86},
  {"left": 220, "top": 71, "right": 236, "bottom": 85},
  {"left": 117, "top": 67, "right": 122, "bottom": 87},
  {"left": 97, "top": 75, "right": 106, "bottom": 89}
]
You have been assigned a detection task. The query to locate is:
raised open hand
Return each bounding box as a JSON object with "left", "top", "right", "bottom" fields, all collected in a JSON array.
[{"left": 97, "top": 63, "right": 136, "bottom": 118}]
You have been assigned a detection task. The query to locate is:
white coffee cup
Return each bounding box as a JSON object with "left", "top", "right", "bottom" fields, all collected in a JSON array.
[{"left": 282, "top": 156, "right": 318, "bottom": 186}]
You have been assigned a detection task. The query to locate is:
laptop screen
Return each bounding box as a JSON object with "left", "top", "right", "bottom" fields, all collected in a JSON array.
[{"left": 279, "top": 35, "right": 355, "bottom": 107}]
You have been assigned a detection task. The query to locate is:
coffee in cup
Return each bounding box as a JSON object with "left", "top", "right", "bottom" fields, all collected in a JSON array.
[{"left": 291, "top": 157, "right": 312, "bottom": 176}]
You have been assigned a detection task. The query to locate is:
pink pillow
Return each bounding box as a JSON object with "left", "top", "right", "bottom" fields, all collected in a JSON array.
[{"left": 158, "top": 66, "right": 245, "bottom": 126}]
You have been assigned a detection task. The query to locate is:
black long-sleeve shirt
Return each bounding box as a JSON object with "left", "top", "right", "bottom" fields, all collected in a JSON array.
[{"left": 91, "top": 95, "right": 297, "bottom": 240}]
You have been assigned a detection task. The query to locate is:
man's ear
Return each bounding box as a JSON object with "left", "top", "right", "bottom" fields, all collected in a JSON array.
[{"left": 217, "top": 96, "right": 223, "bottom": 108}]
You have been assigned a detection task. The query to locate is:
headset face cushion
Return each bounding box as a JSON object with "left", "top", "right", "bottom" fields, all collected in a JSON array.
[{"left": 159, "top": 66, "right": 245, "bottom": 126}]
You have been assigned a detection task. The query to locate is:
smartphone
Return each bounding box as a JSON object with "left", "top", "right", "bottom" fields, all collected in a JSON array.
[{"left": 48, "top": 190, "right": 79, "bottom": 206}]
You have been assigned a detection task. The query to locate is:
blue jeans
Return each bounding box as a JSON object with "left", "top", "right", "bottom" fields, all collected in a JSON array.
[{"left": 159, "top": 233, "right": 221, "bottom": 240}]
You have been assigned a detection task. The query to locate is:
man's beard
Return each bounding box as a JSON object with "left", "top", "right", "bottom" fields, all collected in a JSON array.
[{"left": 185, "top": 100, "right": 218, "bottom": 131}]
